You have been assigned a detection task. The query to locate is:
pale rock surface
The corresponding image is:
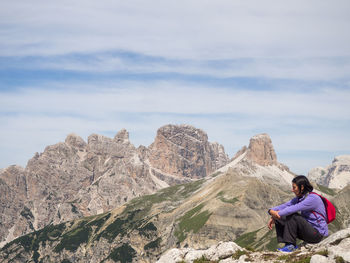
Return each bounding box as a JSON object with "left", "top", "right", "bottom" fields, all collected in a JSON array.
[
  {"left": 220, "top": 258, "right": 235, "bottom": 263},
  {"left": 0, "top": 165, "right": 31, "bottom": 248},
  {"left": 210, "top": 142, "right": 230, "bottom": 169},
  {"left": 149, "top": 124, "right": 229, "bottom": 179},
  {"left": 156, "top": 248, "right": 190, "bottom": 263},
  {"left": 314, "top": 228, "right": 350, "bottom": 248},
  {"left": 332, "top": 184, "right": 350, "bottom": 228},
  {"left": 308, "top": 167, "right": 328, "bottom": 186},
  {"left": 220, "top": 255, "right": 250, "bottom": 263},
  {"left": 205, "top": 242, "right": 242, "bottom": 261},
  {"left": 312, "top": 228, "right": 350, "bottom": 263},
  {"left": 308, "top": 155, "right": 350, "bottom": 189},
  {"left": 114, "top": 128, "right": 130, "bottom": 144},
  {"left": 72, "top": 131, "right": 159, "bottom": 216},
  {"left": 218, "top": 148, "right": 247, "bottom": 174},
  {"left": 246, "top": 134, "right": 277, "bottom": 166},
  {"left": 328, "top": 155, "right": 350, "bottom": 189},
  {"left": 310, "top": 254, "right": 334, "bottom": 263},
  {"left": 157, "top": 242, "right": 242, "bottom": 263},
  {"left": 65, "top": 133, "right": 87, "bottom": 150},
  {"left": 328, "top": 238, "right": 350, "bottom": 263},
  {"left": 184, "top": 250, "right": 207, "bottom": 262}
]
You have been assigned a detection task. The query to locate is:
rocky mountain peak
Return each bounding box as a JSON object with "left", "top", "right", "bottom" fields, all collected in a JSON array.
[
  {"left": 0, "top": 165, "right": 26, "bottom": 192},
  {"left": 157, "top": 124, "right": 208, "bottom": 141},
  {"left": 308, "top": 154, "right": 350, "bottom": 189},
  {"left": 246, "top": 133, "right": 277, "bottom": 166},
  {"left": 2, "top": 164, "right": 25, "bottom": 175},
  {"left": 148, "top": 124, "right": 229, "bottom": 178},
  {"left": 87, "top": 134, "right": 114, "bottom": 154},
  {"left": 114, "top": 128, "right": 130, "bottom": 143},
  {"left": 333, "top": 155, "right": 350, "bottom": 165},
  {"left": 65, "top": 133, "right": 87, "bottom": 150},
  {"left": 87, "top": 133, "right": 107, "bottom": 144}
]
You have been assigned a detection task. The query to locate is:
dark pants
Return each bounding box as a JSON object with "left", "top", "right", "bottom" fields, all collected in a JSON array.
[{"left": 275, "top": 213, "right": 323, "bottom": 246}]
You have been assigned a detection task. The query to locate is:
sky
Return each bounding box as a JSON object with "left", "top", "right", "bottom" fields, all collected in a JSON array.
[{"left": 1, "top": 0, "right": 350, "bottom": 175}]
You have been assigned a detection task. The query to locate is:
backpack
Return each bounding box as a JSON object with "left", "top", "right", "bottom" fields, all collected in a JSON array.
[{"left": 310, "top": 192, "right": 336, "bottom": 224}]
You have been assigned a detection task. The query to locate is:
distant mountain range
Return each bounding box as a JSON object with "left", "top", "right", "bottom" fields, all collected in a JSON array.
[
  {"left": 0, "top": 124, "right": 229, "bottom": 248},
  {"left": 0, "top": 124, "right": 349, "bottom": 262},
  {"left": 308, "top": 155, "right": 350, "bottom": 189}
]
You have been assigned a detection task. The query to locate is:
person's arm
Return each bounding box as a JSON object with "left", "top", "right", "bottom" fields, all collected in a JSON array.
[
  {"left": 278, "top": 195, "right": 318, "bottom": 217},
  {"left": 269, "top": 197, "right": 298, "bottom": 212}
]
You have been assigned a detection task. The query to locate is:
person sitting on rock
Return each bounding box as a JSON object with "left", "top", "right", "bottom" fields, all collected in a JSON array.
[{"left": 267, "top": 175, "right": 328, "bottom": 252}]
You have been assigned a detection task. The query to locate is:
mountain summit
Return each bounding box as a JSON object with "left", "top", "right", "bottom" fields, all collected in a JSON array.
[
  {"left": 246, "top": 133, "right": 278, "bottom": 166},
  {"left": 149, "top": 124, "right": 229, "bottom": 178},
  {"left": 219, "top": 133, "right": 293, "bottom": 187}
]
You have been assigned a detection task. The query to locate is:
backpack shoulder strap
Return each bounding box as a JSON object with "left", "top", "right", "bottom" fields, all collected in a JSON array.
[{"left": 309, "top": 192, "right": 328, "bottom": 223}]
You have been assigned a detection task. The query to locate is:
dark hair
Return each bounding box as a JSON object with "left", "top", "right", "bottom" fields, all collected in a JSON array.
[{"left": 292, "top": 175, "right": 313, "bottom": 194}]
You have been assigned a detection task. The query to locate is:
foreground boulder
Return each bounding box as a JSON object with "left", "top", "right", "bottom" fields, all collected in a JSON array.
[
  {"left": 309, "top": 227, "right": 350, "bottom": 263},
  {"left": 157, "top": 242, "right": 242, "bottom": 263}
]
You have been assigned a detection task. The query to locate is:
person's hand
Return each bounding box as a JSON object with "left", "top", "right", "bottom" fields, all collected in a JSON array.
[
  {"left": 267, "top": 217, "right": 275, "bottom": 230},
  {"left": 269, "top": 209, "right": 281, "bottom": 220}
]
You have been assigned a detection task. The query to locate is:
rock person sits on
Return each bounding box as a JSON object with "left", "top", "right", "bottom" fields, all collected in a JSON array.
[{"left": 267, "top": 175, "right": 328, "bottom": 252}]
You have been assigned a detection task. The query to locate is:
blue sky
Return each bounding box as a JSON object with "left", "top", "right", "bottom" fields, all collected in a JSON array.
[{"left": 1, "top": 0, "right": 350, "bottom": 175}]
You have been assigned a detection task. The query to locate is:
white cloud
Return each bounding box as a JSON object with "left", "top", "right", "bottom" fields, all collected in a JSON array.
[
  {"left": 1, "top": 0, "right": 349, "bottom": 59},
  {"left": 9, "top": 54, "right": 350, "bottom": 81},
  {"left": 1, "top": 84, "right": 349, "bottom": 119}
]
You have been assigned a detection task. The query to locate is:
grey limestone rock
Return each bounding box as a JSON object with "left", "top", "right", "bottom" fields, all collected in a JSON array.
[
  {"left": 310, "top": 255, "right": 334, "bottom": 263},
  {"left": 245, "top": 133, "right": 278, "bottom": 166},
  {"left": 157, "top": 242, "right": 242, "bottom": 263},
  {"left": 148, "top": 124, "right": 229, "bottom": 179}
]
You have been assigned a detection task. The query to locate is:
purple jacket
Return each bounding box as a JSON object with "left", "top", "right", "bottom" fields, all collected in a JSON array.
[{"left": 270, "top": 193, "right": 328, "bottom": 236}]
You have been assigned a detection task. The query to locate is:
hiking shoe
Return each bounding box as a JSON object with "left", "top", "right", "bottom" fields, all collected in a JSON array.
[{"left": 277, "top": 244, "right": 298, "bottom": 253}]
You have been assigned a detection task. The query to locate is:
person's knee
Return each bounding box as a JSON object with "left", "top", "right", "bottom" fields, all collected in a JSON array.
[{"left": 286, "top": 213, "right": 300, "bottom": 221}]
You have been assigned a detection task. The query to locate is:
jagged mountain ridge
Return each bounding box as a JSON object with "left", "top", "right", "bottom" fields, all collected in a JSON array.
[
  {"left": 0, "top": 132, "right": 320, "bottom": 263},
  {"left": 0, "top": 124, "right": 230, "bottom": 247}
]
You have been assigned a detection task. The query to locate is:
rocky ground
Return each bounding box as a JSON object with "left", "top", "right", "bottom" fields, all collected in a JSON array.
[{"left": 157, "top": 228, "right": 350, "bottom": 263}]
